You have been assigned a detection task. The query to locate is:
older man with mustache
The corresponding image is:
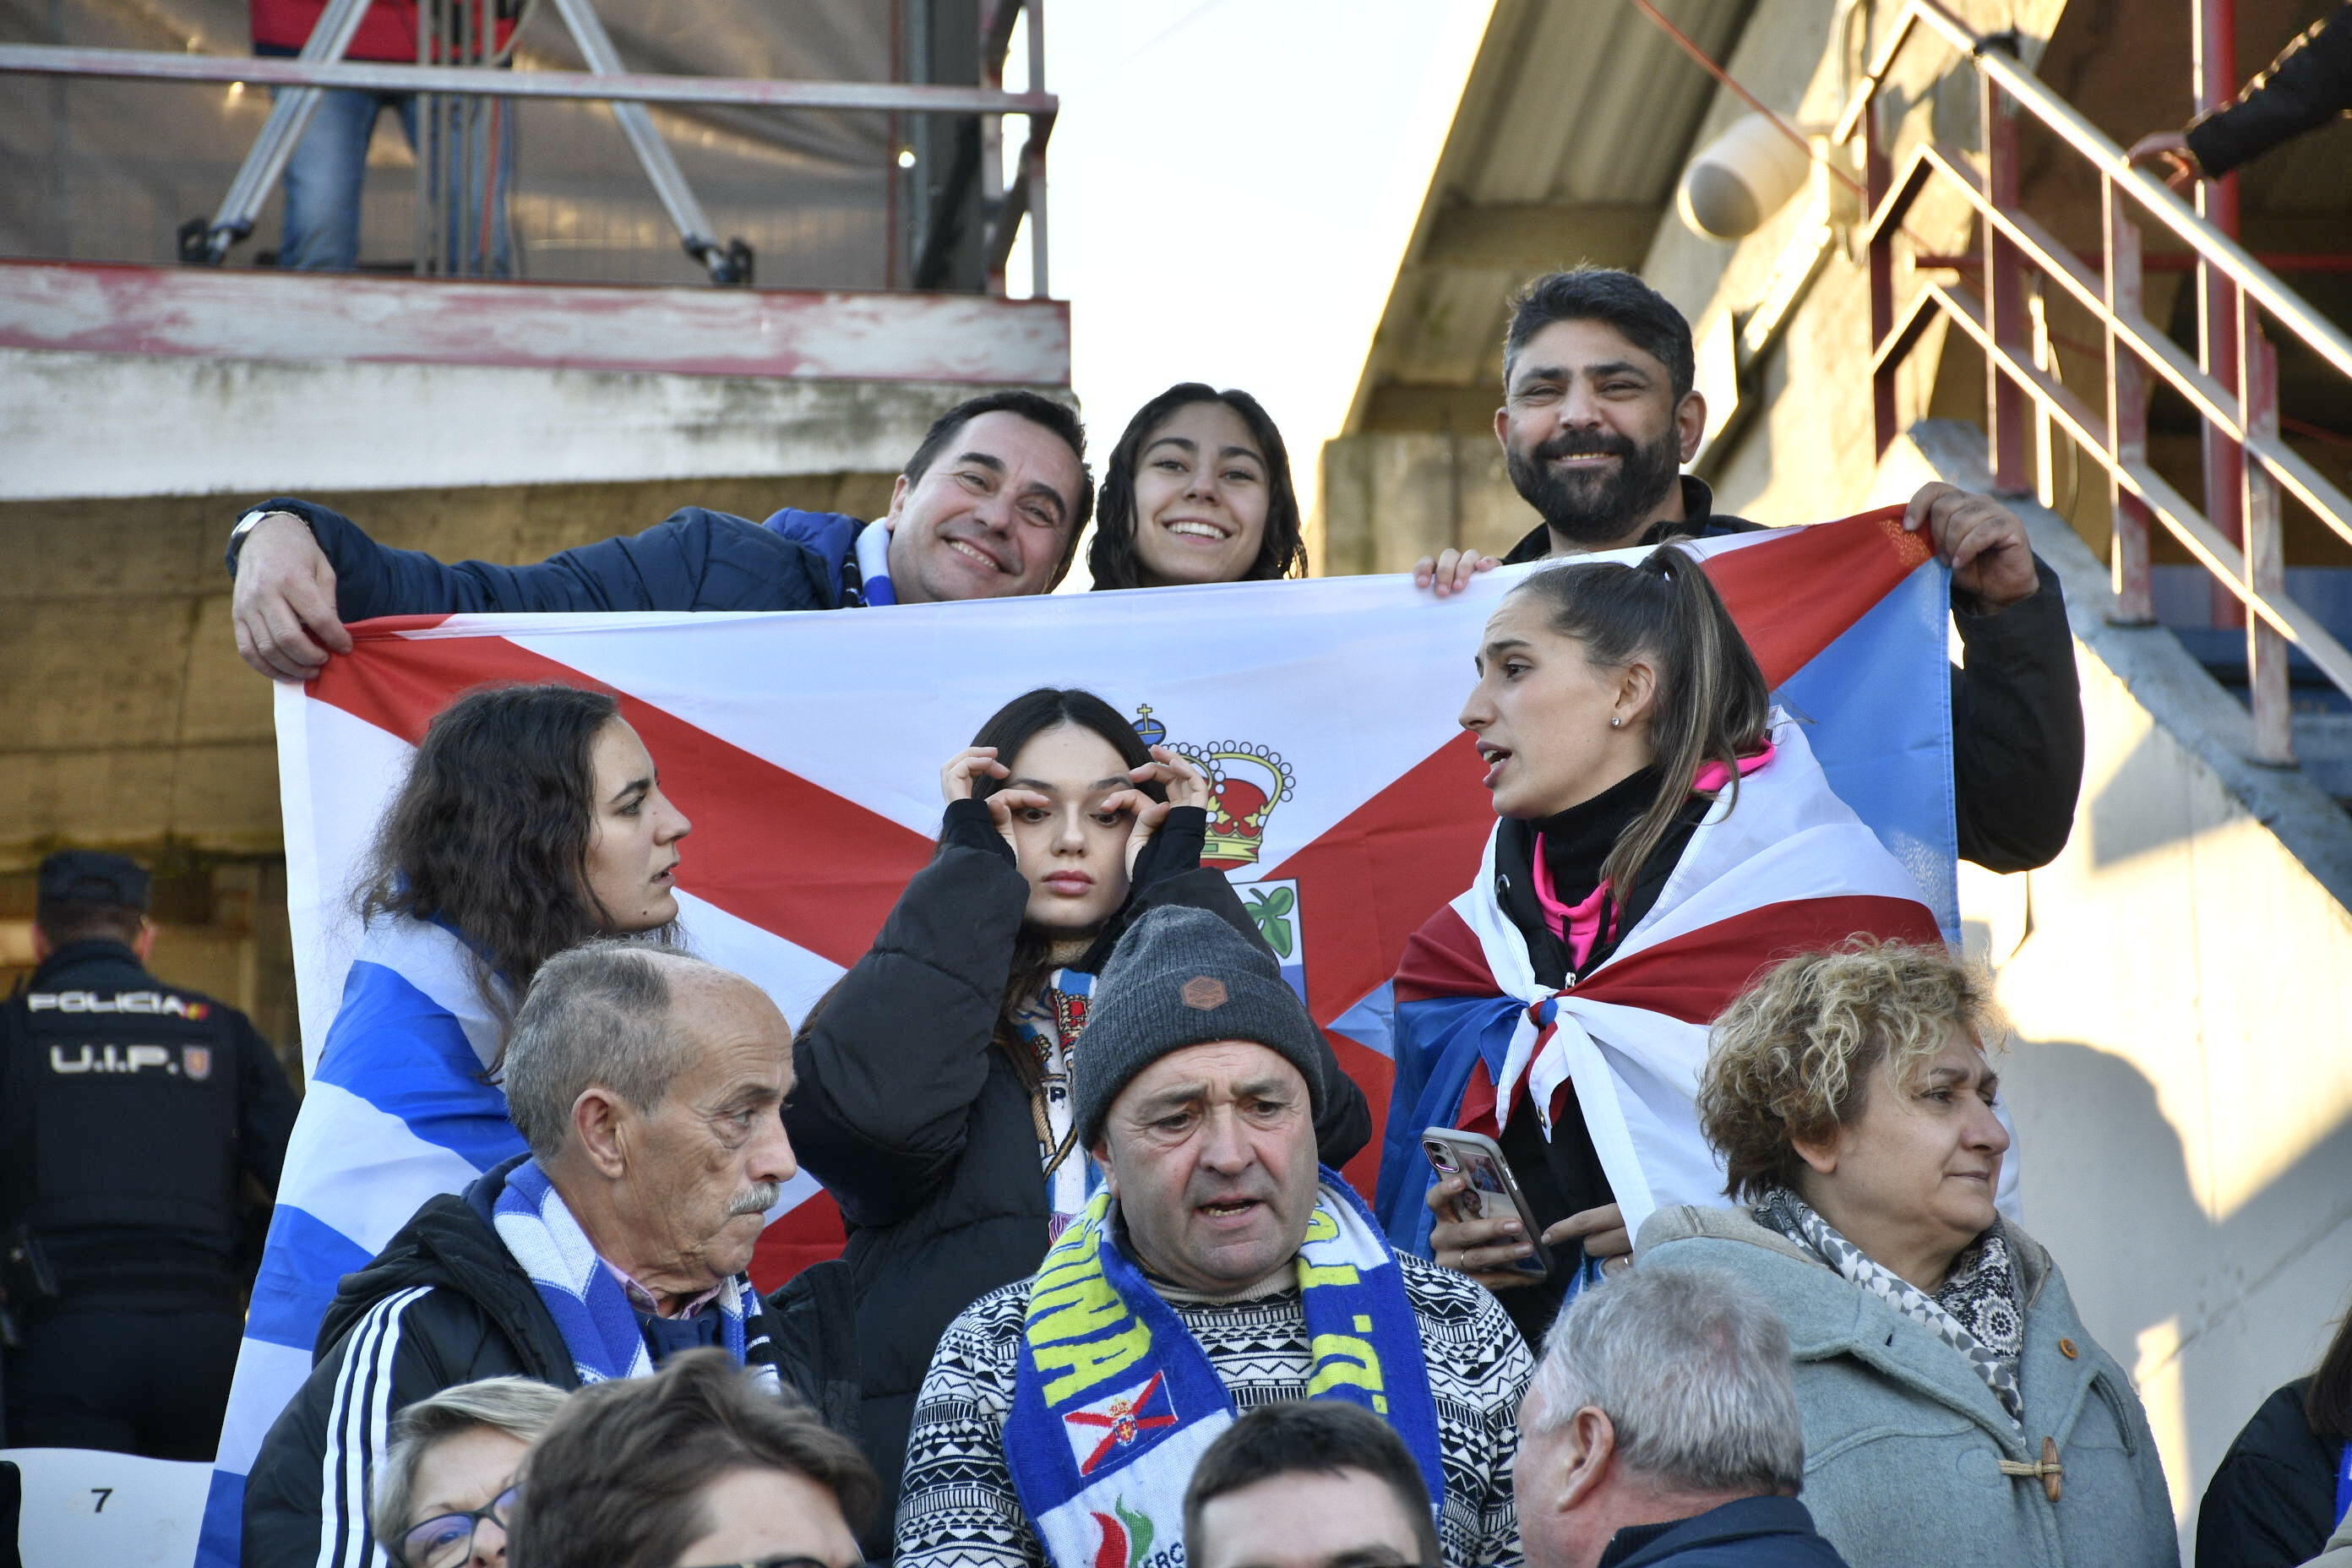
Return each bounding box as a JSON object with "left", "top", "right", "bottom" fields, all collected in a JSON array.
[{"left": 239, "top": 940, "right": 805, "bottom": 1568}]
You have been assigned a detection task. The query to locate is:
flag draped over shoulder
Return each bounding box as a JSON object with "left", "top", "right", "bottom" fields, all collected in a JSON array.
[
  {"left": 199, "top": 509, "right": 1960, "bottom": 1568},
  {"left": 1371, "top": 717, "right": 2009, "bottom": 1258},
  {"left": 201, "top": 914, "right": 523, "bottom": 1568}
]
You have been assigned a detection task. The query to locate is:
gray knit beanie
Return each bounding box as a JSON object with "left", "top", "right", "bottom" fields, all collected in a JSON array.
[{"left": 1071, "top": 904, "right": 1326, "bottom": 1149}]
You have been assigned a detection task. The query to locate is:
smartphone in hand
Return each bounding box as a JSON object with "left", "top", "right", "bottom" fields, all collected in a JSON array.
[{"left": 1420, "top": 1126, "right": 1551, "bottom": 1280}]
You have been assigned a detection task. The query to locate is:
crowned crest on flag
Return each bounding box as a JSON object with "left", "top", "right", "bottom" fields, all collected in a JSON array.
[
  {"left": 1062, "top": 1370, "right": 1178, "bottom": 1476},
  {"left": 1131, "top": 705, "right": 1295, "bottom": 870}
]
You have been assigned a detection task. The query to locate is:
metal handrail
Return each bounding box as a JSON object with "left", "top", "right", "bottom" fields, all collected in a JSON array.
[
  {"left": 1891, "top": 2, "right": 2352, "bottom": 385},
  {"left": 1835, "top": 0, "right": 2352, "bottom": 765},
  {"left": 1928, "top": 276, "right": 2352, "bottom": 700},
  {"left": 1865, "top": 138, "right": 2352, "bottom": 554},
  {"left": 1836, "top": 3, "right": 2352, "bottom": 385}
]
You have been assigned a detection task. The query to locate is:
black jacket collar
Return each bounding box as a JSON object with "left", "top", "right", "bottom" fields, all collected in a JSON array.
[{"left": 27, "top": 939, "right": 147, "bottom": 988}]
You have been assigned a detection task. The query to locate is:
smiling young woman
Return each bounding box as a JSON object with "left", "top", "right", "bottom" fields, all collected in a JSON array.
[
  {"left": 782, "top": 686, "right": 1368, "bottom": 1533},
  {"left": 1086, "top": 384, "right": 1308, "bottom": 591}
]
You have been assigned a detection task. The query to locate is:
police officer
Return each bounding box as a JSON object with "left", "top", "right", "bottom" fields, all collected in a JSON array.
[{"left": 2, "top": 852, "right": 297, "bottom": 1457}]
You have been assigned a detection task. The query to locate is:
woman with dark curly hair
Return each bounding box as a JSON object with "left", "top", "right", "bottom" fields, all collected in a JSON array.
[
  {"left": 220, "top": 683, "right": 691, "bottom": 1492},
  {"left": 1640, "top": 939, "right": 2174, "bottom": 1568},
  {"left": 1086, "top": 384, "right": 1308, "bottom": 591}
]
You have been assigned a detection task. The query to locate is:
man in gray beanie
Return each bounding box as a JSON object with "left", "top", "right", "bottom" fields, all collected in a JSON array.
[
  {"left": 897, "top": 905, "right": 1532, "bottom": 1568},
  {"left": 1067, "top": 904, "right": 1333, "bottom": 1155}
]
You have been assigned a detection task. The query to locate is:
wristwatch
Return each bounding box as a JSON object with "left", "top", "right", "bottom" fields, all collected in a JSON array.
[{"left": 226, "top": 507, "right": 296, "bottom": 575}]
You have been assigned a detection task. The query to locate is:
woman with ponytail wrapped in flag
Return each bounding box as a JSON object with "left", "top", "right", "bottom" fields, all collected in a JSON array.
[
  {"left": 204, "top": 683, "right": 693, "bottom": 1565},
  {"left": 784, "top": 687, "right": 1369, "bottom": 1535},
  {"left": 1372, "top": 543, "right": 1952, "bottom": 1345}
]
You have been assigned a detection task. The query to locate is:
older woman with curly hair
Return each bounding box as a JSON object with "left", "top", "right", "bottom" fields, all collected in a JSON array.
[{"left": 1637, "top": 939, "right": 2177, "bottom": 1568}]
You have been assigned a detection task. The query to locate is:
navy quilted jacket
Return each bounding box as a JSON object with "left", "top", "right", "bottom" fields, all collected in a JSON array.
[{"left": 234, "top": 498, "right": 864, "bottom": 618}]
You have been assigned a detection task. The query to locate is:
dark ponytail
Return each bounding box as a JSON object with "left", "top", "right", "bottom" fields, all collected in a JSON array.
[{"left": 1508, "top": 544, "right": 1771, "bottom": 920}]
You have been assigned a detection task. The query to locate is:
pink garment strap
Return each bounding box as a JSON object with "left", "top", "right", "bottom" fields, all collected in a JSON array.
[
  {"left": 1531, "top": 742, "right": 1779, "bottom": 970},
  {"left": 1527, "top": 836, "right": 1616, "bottom": 971},
  {"left": 1691, "top": 738, "right": 1778, "bottom": 795}
]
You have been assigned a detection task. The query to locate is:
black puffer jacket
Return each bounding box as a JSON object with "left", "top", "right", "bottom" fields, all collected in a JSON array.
[
  {"left": 2197, "top": 1378, "right": 2347, "bottom": 1568},
  {"left": 240, "top": 1155, "right": 813, "bottom": 1568},
  {"left": 785, "top": 800, "right": 1371, "bottom": 1533},
  {"left": 1499, "top": 474, "right": 2086, "bottom": 875}
]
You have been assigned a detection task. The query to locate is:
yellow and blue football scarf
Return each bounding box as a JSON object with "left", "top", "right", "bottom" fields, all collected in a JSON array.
[{"left": 1003, "top": 1170, "right": 1443, "bottom": 1568}]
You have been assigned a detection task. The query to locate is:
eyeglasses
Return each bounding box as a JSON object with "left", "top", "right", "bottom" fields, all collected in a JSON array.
[{"left": 395, "top": 1485, "right": 518, "bottom": 1568}]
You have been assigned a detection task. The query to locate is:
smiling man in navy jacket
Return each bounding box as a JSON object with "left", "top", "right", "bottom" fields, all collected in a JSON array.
[{"left": 226, "top": 389, "right": 1092, "bottom": 681}]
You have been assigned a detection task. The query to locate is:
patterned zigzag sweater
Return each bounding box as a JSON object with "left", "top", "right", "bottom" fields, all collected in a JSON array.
[{"left": 895, "top": 1251, "right": 1531, "bottom": 1568}]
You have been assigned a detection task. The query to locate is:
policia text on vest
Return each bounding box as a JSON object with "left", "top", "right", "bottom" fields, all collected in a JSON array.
[{"left": 3, "top": 939, "right": 296, "bottom": 1457}]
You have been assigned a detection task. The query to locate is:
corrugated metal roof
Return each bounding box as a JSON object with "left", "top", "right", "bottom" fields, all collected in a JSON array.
[{"left": 1344, "top": 0, "right": 1757, "bottom": 427}]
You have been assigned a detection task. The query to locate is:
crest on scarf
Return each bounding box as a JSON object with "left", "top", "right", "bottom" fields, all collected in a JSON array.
[
  {"left": 1044, "top": 986, "right": 1089, "bottom": 1054},
  {"left": 1130, "top": 705, "right": 1294, "bottom": 870},
  {"left": 1088, "top": 1497, "right": 1157, "bottom": 1568},
  {"left": 1063, "top": 1371, "right": 1178, "bottom": 1476}
]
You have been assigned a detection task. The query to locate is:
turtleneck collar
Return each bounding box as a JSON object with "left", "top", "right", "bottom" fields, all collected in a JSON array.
[{"left": 1525, "top": 763, "right": 1661, "bottom": 908}]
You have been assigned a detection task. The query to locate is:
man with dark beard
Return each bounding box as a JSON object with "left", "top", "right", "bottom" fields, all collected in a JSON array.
[{"left": 1422, "top": 266, "right": 2083, "bottom": 876}]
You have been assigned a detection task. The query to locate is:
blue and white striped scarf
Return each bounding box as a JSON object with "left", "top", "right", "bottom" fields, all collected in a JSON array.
[
  {"left": 491, "top": 1157, "right": 754, "bottom": 1384},
  {"left": 852, "top": 518, "right": 897, "bottom": 606}
]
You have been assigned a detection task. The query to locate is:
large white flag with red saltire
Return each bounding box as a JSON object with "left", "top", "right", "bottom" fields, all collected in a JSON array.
[{"left": 200, "top": 507, "right": 1960, "bottom": 1566}]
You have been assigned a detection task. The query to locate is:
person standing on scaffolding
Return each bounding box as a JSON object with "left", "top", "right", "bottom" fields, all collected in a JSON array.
[{"left": 253, "top": 0, "right": 520, "bottom": 274}]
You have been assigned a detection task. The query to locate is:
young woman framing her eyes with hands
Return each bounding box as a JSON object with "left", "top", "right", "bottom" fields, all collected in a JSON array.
[{"left": 783, "top": 688, "right": 1369, "bottom": 1531}]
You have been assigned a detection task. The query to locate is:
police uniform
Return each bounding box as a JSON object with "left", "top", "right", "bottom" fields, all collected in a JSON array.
[{"left": 2, "top": 852, "right": 297, "bottom": 1458}]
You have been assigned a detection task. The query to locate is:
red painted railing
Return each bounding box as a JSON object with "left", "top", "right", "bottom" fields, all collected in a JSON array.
[{"left": 1838, "top": 0, "right": 2352, "bottom": 765}]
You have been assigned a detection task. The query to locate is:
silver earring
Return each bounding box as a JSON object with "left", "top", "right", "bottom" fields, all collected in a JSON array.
[{"left": 1610, "top": 716, "right": 1623, "bottom": 728}]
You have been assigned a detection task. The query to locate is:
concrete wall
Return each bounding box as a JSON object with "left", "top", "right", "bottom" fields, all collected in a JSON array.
[
  {"left": 1890, "top": 422, "right": 2352, "bottom": 1543},
  {"left": 0, "top": 466, "right": 895, "bottom": 1056},
  {"left": 1319, "top": 427, "right": 1533, "bottom": 575},
  {"left": 0, "top": 348, "right": 996, "bottom": 502}
]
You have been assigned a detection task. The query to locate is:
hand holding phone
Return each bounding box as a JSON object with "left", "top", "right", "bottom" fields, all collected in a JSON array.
[{"left": 1420, "top": 1127, "right": 1551, "bottom": 1283}]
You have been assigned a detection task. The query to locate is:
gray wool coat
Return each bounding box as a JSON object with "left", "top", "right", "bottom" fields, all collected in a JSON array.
[{"left": 1638, "top": 1204, "right": 2179, "bottom": 1568}]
